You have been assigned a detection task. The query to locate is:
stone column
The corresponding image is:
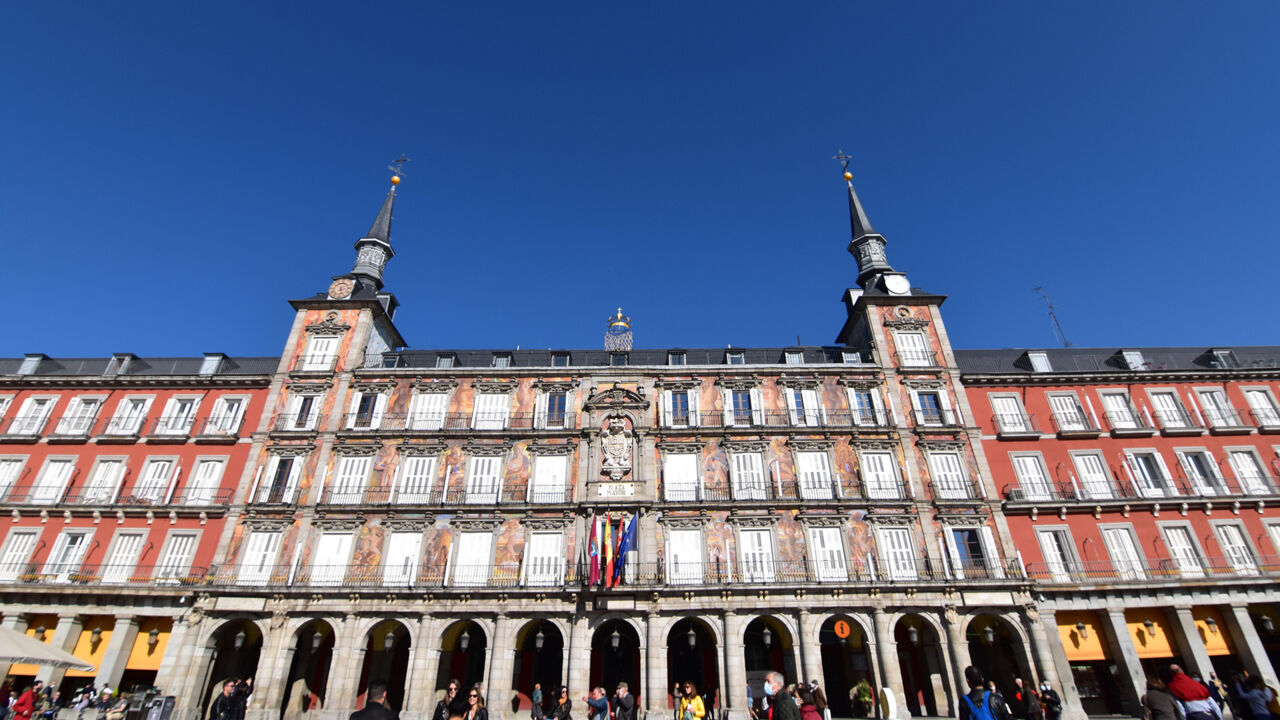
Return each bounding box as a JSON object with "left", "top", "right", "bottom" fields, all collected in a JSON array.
[
  {"left": 253, "top": 616, "right": 297, "bottom": 715},
  {"left": 716, "top": 612, "right": 732, "bottom": 719},
  {"left": 329, "top": 615, "right": 367, "bottom": 711},
  {"left": 2, "top": 615, "right": 28, "bottom": 679},
  {"left": 871, "top": 609, "right": 907, "bottom": 720},
  {"left": 646, "top": 612, "right": 667, "bottom": 720},
  {"left": 405, "top": 616, "right": 439, "bottom": 715},
  {"left": 942, "top": 608, "right": 970, "bottom": 711},
  {"left": 167, "top": 617, "right": 213, "bottom": 715},
  {"left": 796, "top": 610, "right": 823, "bottom": 692},
  {"left": 1021, "top": 607, "right": 1063, "bottom": 690},
  {"left": 565, "top": 614, "right": 591, "bottom": 698},
  {"left": 723, "top": 613, "right": 746, "bottom": 720},
  {"left": 1225, "top": 605, "right": 1279, "bottom": 688},
  {"left": 37, "top": 615, "right": 84, "bottom": 687},
  {"left": 95, "top": 616, "right": 140, "bottom": 693},
  {"left": 1170, "top": 608, "right": 1216, "bottom": 682},
  {"left": 486, "top": 615, "right": 516, "bottom": 720},
  {"left": 1101, "top": 610, "right": 1144, "bottom": 716},
  {"left": 1030, "top": 610, "right": 1085, "bottom": 720}
]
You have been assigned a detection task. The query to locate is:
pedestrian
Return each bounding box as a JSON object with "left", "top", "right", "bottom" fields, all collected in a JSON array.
[
  {"left": 613, "top": 683, "right": 635, "bottom": 720},
  {"left": 349, "top": 683, "right": 397, "bottom": 720},
  {"left": 1012, "top": 679, "right": 1040, "bottom": 720},
  {"left": 960, "top": 667, "right": 1011, "bottom": 720},
  {"left": 1143, "top": 677, "right": 1182, "bottom": 720},
  {"left": 584, "top": 688, "right": 607, "bottom": 720},
  {"left": 532, "top": 684, "right": 544, "bottom": 720},
  {"left": 795, "top": 687, "right": 821, "bottom": 720},
  {"left": 807, "top": 681, "right": 827, "bottom": 719},
  {"left": 434, "top": 680, "right": 462, "bottom": 720},
  {"left": 1234, "top": 676, "right": 1275, "bottom": 720},
  {"left": 1037, "top": 682, "right": 1061, "bottom": 720},
  {"left": 1168, "top": 665, "right": 1221, "bottom": 720},
  {"left": 679, "top": 683, "right": 705, "bottom": 720},
  {"left": 231, "top": 678, "right": 253, "bottom": 720},
  {"left": 762, "top": 673, "right": 798, "bottom": 720},
  {"left": 210, "top": 681, "right": 237, "bottom": 720},
  {"left": 12, "top": 682, "right": 42, "bottom": 720},
  {"left": 463, "top": 690, "right": 487, "bottom": 720},
  {"left": 1205, "top": 674, "right": 1227, "bottom": 710},
  {"left": 552, "top": 687, "right": 572, "bottom": 720}
]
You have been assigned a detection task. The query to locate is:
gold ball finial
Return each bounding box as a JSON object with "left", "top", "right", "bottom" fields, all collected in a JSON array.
[
  {"left": 390, "top": 175, "right": 401, "bottom": 185},
  {"left": 843, "top": 171, "right": 853, "bottom": 182}
]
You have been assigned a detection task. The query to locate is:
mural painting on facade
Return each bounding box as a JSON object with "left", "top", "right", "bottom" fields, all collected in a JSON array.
[{"left": 422, "top": 521, "right": 452, "bottom": 582}]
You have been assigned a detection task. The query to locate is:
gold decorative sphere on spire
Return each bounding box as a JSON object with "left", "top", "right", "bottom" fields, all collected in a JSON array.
[
  {"left": 843, "top": 171, "right": 853, "bottom": 182},
  {"left": 391, "top": 175, "right": 401, "bottom": 185}
]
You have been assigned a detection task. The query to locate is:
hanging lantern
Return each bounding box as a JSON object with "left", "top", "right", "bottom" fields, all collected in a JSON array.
[
  {"left": 384, "top": 632, "right": 396, "bottom": 651},
  {"left": 687, "top": 627, "right": 697, "bottom": 648},
  {"left": 90, "top": 628, "right": 103, "bottom": 646},
  {"left": 611, "top": 629, "right": 621, "bottom": 650},
  {"left": 460, "top": 631, "right": 471, "bottom": 652},
  {"left": 148, "top": 627, "right": 161, "bottom": 650},
  {"left": 234, "top": 629, "right": 246, "bottom": 649},
  {"left": 1074, "top": 622, "right": 1087, "bottom": 639},
  {"left": 536, "top": 628, "right": 545, "bottom": 651},
  {"left": 907, "top": 625, "right": 919, "bottom": 646},
  {"left": 1261, "top": 615, "right": 1275, "bottom": 634},
  {"left": 1143, "top": 619, "right": 1156, "bottom": 636},
  {"left": 312, "top": 631, "right": 324, "bottom": 650},
  {"left": 1205, "top": 618, "right": 1219, "bottom": 635},
  {"left": 983, "top": 626, "right": 995, "bottom": 645},
  {"left": 762, "top": 627, "right": 772, "bottom": 649}
]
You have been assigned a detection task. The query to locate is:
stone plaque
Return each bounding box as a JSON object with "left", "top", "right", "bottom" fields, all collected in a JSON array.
[{"left": 598, "top": 482, "right": 635, "bottom": 498}]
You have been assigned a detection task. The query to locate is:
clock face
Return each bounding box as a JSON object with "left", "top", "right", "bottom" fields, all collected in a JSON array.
[
  {"left": 884, "top": 275, "right": 911, "bottom": 295},
  {"left": 328, "top": 278, "right": 355, "bottom": 300}
]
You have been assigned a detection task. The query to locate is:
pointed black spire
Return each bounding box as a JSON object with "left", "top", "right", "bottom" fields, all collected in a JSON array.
[
  {"left": 847, "top": 180, "right": 876, "bottom": 241},
  {"left": 350, "top": 181, "right": 398, "bottom": 290},
  {"left": 364, "top": 186, "right": 395, "bottom": 244},
  {"left": 839, "top": 163, "right": 895, "bottom": 290}
]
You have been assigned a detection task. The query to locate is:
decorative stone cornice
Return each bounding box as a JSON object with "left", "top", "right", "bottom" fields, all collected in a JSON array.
[
  {"left": 866, "top": 511, "right": 914, "bottom": 526},
  {"left": 521, "top": 517, "right": 571, "bottom": 530},
  {"left": 411, "top": 379, "right": 459, "bottom": 392},
  {"left": 837, "top": 377, "right": 883, "bottom": 390},
  {"left": 464, "top": 442, "right": 512, "bottom": 457},
  {"left": 242, "top": 518, "right": 293, "bottom": 531},
  {"left": 527, "top": 442, "right": 576, "bottom": 456},
  {"left": 935, "top": 509, "right": 990, "bottom": 525},
  {"left": 902, "top": 379, "right": 944, "bottom": 390},
  {"left": 731, "top": 515, "right": 777, "bottom": 528},
  {"left": 917, "top": 440, "right": 966, "bottom": 452},
  {"left": 532, "top": 380, "right": 577, "bottom": 393},
  {"left": 776, "top": 375, "right": 823, "bottom": 389},
  {"left": 583, "top": 383, "right": 648, "bottom": 410},
  {"left": 853, "top": 440, "right": 898, "bottom": 451},
  {"left": 658, "top": 515, "right": 707, "bottom": 529},
  {"left": 655, "top": 440, "right": 705, "bottom": 455},
  {"left": 332, "top": 442, "right": 383, "bottom": 456},
  {"left": 653, "top": 378, "right": 701, "bottom": 391},
  {"left": 385, "top": 520, "right": 424, "bottom": 533},
  {"left": 787, "top": 438, "right": 835, "bottom": 452},
  {"left": 285, "top": 380, "right": 334, "bottom": 394},
  {"left": 305, "top": 313, "right": 351, "bottom": 335},
  {"left": 472, "top": 380, "right": 518, "bottom": 394},
  {"left": 452, "top": 516, "right": 503, "bottom": 530},
  {"left": 798, "top": 514, "right": 847, "bottom": 528},
  {"left": 314, "top": 518, "right": 364, "bottom": 531},
  {"left": 883, "top": 317, "right": 930, "bottom": 331},
  {"left": 400, "top": 441, "right": 447, "bottom": 456},
  {"left": 715, "top": 377, "right": 761, "bottom": 390},
  {"left": 721, "top": 439, "right": 768, "bottom": 453},
  {"left": 267, "top": 445, "right": 313, "bottom": 458},
  {"left": 350, "top": 381, "right": 396, "bottom": 393}
]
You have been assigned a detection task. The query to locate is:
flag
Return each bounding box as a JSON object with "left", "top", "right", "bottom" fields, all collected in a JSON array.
[
  {"left": 604, "top": 513, "right": 615, "bottom": 587},
  {"left": 614, "top": 512, "right": 637, "bottom": 585},
  {"left": 588, "top": 514, "right": 600, "bottom": 586}
]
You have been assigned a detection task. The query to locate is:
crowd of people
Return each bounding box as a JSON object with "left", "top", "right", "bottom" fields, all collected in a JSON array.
[
  {"left": 0, "top": 680, "right": 131, "bottom": 720},
  {"left": 1143, "top": 665, "right": 1275, "bottom": 720}
]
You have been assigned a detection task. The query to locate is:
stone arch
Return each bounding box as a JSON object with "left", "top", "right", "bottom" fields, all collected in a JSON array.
[
  {"left": 513, "top": 619, "right": 567, "bottom": 714},
  {"left": 817, "top": 614, "right": 875, "bottom": 718},
  {"left": 966, "top": 613, "right": 1037, "bottom": 703},
  {"left": 435, "top": 619, "right": 490, "bottom": 693},
  {"left": 279, "top": 619, "right": 337, "bottom": 719},
  {"left": 666, "top": 617, "right": 720, "bottom": 711},
  {"left": 893, "top": 612, "right": 948, "bottom": 717},
  {"left": 743, "top": 615, "right": 798, "bottom": 696},
  {"left": 200, "top": 618, "right": 266, "bottom": 719},
  {"left": 590, "top": 618, "right": 644, "bottom": 705},
  {"left": 356, "top": 619, "right": 414, "bottom": 712}
]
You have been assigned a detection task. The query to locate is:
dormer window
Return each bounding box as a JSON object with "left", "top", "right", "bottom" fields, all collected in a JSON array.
[
  {"left": 1211, "top": 349, "right": 1238, "bottom": 369},
  {"left": 551, "top": 353, "right": 571, "bottom": 367},
  {"left": 1028, "top": 351, "right": 1052, "bottom": 373},
  {"left": 1122, "top": 350, "right": 1147, "bottom": 371},
  {"left": 435, "top": 354, "right": 455, "bottom": 369},
  {"left": 841, "top": 351, "right": 861, "bottom": 364},
  {"left": 784, "top": 351, "right": 804, "bottom": 365},
  {"left": 610, "top": 353, "right": 628, "bottom": 367},
  {"left": 668, "top": 352, "right": 686, "bottom": 366},
  {"left": 200, "top": 354, "right": 224, "bottom": 376},
  {"left": 18, "top": 355, "right": 43, "bottom": 375},
  {"left": 726, "top": 352, "right": 745, "bottom": 365},
  {"left": 105, "top": 354, "right": 135, "bottom": 376},
  {"left": 492, "top": 354, "right": 512, "bottom": 369}
]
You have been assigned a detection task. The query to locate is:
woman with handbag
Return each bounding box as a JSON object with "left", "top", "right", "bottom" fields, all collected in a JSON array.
[{"left": 679, "top": 684, "right": 705, "bottom": 720}]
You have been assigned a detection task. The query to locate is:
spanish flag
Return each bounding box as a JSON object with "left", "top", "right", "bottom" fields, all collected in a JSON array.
[{"left": 604, "top": 512, "right": 615, "bottom": 587}]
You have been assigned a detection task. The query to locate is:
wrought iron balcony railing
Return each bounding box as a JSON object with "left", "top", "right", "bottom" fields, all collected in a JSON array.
[
  {"left": 1102, "top": 409, "right": 1155, "bottom": 434},
  {"left": 1048, "top": 411, "right": 1101, "bottom": 436},
  {"left": 1026, "top": 555, "right": 1280, "bottom": 584},
  {"left": 0, "top": 563, "right": 209, "bottom": 588},
  {"left": 0, "top": 483, "right": 233, "bottom": 507},
  {"left": 194, "top": 415, "right": 244, "bottom": 438},
  {"left": 1250, "top": 408, "right": 1280, "bottom": 431},
  {"left": 146, "top": 415, "right": 196, "bottom": 439},
  {"left": 1004, "top": 474, "right": 1278, "bottom": 503},
  {"left": 660, "top": 475, "right": 910, "bottom": 503},
  {"left": 992, "top": 413, "right": 1039, "bottom": 437},
  {"left": 314, "top": 482, "right": 574, "bottom": 507},
  {"left": 1, "top": 415, "right": 52, "bottom": 439}
]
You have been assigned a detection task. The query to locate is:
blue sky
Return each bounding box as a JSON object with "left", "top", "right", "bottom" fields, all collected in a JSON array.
[{"left": 2, "top": 3, "right": 1278, "bottom": 357}]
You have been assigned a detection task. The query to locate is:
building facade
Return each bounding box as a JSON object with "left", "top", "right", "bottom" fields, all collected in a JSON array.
[
  {"left": 0, "top": 169, "right": 1275, "bottom": 720},
  {"left": 958, "top": 347, "right": 1280, "bottom": 717}
]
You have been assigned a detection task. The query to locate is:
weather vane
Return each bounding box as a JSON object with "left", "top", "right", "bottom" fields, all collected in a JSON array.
[
  {"left": 388, "top": 154, "right": 411, "bottom": 185},
  {"left": 833, "top": 150, "right": 854, "bottom": 178}
]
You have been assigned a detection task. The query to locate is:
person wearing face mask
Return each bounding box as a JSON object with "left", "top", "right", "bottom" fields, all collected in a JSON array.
[
  {"left": 1037, "top": 682, "right": 1061, "bottom": 720},
  {"left": 763, "top": 673, "right": 799, "bottom": 720}
]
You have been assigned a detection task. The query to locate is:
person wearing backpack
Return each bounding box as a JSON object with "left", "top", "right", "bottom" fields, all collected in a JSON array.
[{"left": 961, "top": 667, "right": 1012, "bottom": 720}]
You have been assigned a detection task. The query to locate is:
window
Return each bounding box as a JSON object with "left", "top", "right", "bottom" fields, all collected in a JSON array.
[
  {"left": 721, "top": 387, "right": 763, "bottom": 427},
  {"left": 238, "top": 530, "right": 282, "bottom": 585},
  {"left": 106, "top": 397, "right": 151, "bottom": 436},
  {"left": 552, "top": 353, "right": 570, "bottom": 367},
  {"left": 101, "top": 532, "right": 146, "bottom": 584},
  {"left": 786, "top": 387, "right": 824, "bottom": 427},
  {"left": 524, "top": 531, "right": 563, "bottom": 587},
  {"left": 1161, "top": 526, "right": 1204, "bottom": 578},
  {"left": 784, "top": 351, "right": 804, "bottom": 365},
  {"left": 310, "top": 532, "right": 353, "bottom": 586},
  {"left": 185, "top": 459, "right": 225, "bottom": 505},
  {"left": 661, "top": 388, "right": 699, "bottom": 428},
  {"left": 610, "top": 353, "right": 628, "bottom": 366},
  {"left": 944, "top": 526, "right": 1001, "bottom": 579},
  {"left": 1268, "top": 523, "right": 1280, "bottom": 556},
  {"left": 347, "top": 390, "right": 385, "bottom": 430},
  {"left": 383, "top": 531, "right": 422, "bottom": 586},
  {"left": 0, "top": 397, "right": 10, "bottom": 420},
  {"left": 726, "top": 352, "right": 745, "bottom": 365},
  {"left": 1048, "top": 393, "right": 1091, "bottom": 432},
  {"left": 472, "top": 393, "right": 510, "bottom": 430},
  {"left": 0, "top": 530, "right": 38, "bottom": 582},
  {"left": 861, "top": 451, "right": 902, "bottom": 500},
  {"left": 56, "top": 397, "right": 103, "bottom": 436},
  {"left": 1227, "top": 450, "right": 1270, "bottom": 495},
  {"left": 452, "top": 531, "right": 493, "bottom": 586},
  {"left": 407, "top": 392, "right": 449, "bottom": 431},
  {"left": 1150, "top": 391, "right": 1193, "bottom": 430},
  {"left": 876, "top": 527, "right": 917, "bottom": 581},
  {"left": 1028, "top": 352, "right": 1053, "bottom": 372},
  {"left": 1101, "top": 527, "right": 1145, "bottom": 580},
  {"left": 396, "top": 455, "right": 438, "bottom": 503},
  {"left": 928, "top": 452, "right": 970, "bottom": 499},
  {"left": 155, "top": 533, "right": 197, "bottom": 583},
  {"left": 1071, "top": 453, "right": 1113, "bottom": 499},
  {"left": 1036, "top": 528, "right": 1077, "bottom": 581},
  {"left": 848, "top": 388, "right": 885, "bottom": 427},
  {"left": 43, "top": 530, "right": 92, "bottom": 582},
  {"left": 1176, "top": 450, "right": 1229, "bottom": 496},
  {"left": 663, "top": 452, "right": 700, "bottom": 501},
  {"left": 1197, "top": 389, "right": 1241, "bottom": 428},
  {"left": 668, "top": 352, "right": 686, "bottom": 366},
  {"left": 795, "top": 450, "right": 834, "bottom": 500},
  {"left": 328, "top": 456, "right": 371, "bottom": 504},
  {"left": 666, "top": 528, "right": 702, "bottom": 585},
  {"left": 1214, "top": 524, "right": 1258, "bottom": 576},
  {"left": 9, "top": 397, "right": 55, "bottom": 436},
  {"left": 156, "top": 396, "right": 200, "bottom": 436},
  {"left": 841, "top": 351, "right": 861, "bottom": 364},
  {"left": 31, "top": 459, "right": 75, "bottom": 505},
  {"left": 990, "top": 395, "right": 1030, "bottom": 434},
  {"left": 300, "top": 335, "right": 340, "bottom": 371},
  {"left": 895, "top": 332, "right": 932, "bottom": 367},
  {"left": 435, "top": 354, "right": 455, "bottom": 369},
  {"left": 1122, "top": 350, "right": 1147, "bottom": 370},
  {"left": 530, "top": 455, "right": 568, "bottom": 504},
  {"left": 491, "top": 354, "right": 511, "bottom": 368},
  {"left": 200, "top": 354, "right": 223, "bottom": 375},
  {"left": 283, "top": 393, "right": 321, "bottom": 431},
  {"left": 1244, "top": 389, "right": 1280, "bottom": 427},
  {"left": 465, "top": 455, "right": 502, "bottom": 504},
  {"left": 1100, "top": 391, "right": 1139, "bottom": 430},
  {"left": 257, "top": 455, "right": 303, "bottom": 504},
  {"left": 536, "top": 390, "right": 571, "bottom": 430},
  {"left": 729, "top": 451, "right": 767, "bottom": 500},
  {"left": 206, "top": 397, "right": 246, "bottom": 435},
  {"left": 0, "top": 458, "right": 24, "bottom": 501},
  {"left": 1012, "top": 454, "right": 1053, "bottom": 500},
  {"left": 739, "top": 528, "right": 775, "bottom": 582},
  {"left": 133, "top": 459, "right": 174, "bottom": 503},
  {"left": 911, "top": 390, "right": 950, "bottom": 426},
  {"left": 1126, "top": 451, "right": 1175, "bottom": 497},
  {"left": 81, "top": 459, "right": 125, "bottom": 503},
  {"left": 808, "top": 527, "right": 848, "bottom": 582}
]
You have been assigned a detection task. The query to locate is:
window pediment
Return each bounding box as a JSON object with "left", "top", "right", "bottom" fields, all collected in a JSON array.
[
  {"left": 305, "top": 313, "right": 351, "bottom": 335},
  {"left": 654, "top": 379, "right": 701, "bottom": 391},
  {"left": 527, "top": 442, "right": 576, "bottom": 456},
  {"left": 787, "top": 438, "right": 835, "bottom": 452},
  {"left": 465, "top": 442, "right": 511, "bottom": 457},
  {"left": 332, "top": 442, "right": 382, "bottom": 456},
  {"left": 721, "top": 439, "right": 768, "bottom": 453},
  {"left": 411, "top": 379, "right": 458, "bottom": 392},
  {"left": 776, "top": 375, "right": 823, "bottom": 389},
  {"left": 400, "top": 441, "right": 446, "bottom": 456},
  {"left": 472, "top": 380, "right": 517, "bottom": 394}
]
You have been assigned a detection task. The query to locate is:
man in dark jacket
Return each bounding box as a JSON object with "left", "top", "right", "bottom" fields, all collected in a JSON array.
[
  {"left": 210, "top": 681, "right": 237, "bottom": 720},
  {"left": 614, "top": 683, "right": 636, "bottom": 720},
  {"left": 350, "top": 684, "right": 397, "bottom": 720},
  {"left": 765, "top": 672, "right": 799, "bottom": 720},
  {"left": 960, "top": 667, "right": 1011, "bottom": 720}
]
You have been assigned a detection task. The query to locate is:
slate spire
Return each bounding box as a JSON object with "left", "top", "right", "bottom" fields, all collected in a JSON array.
[
  {"left": 835, "top": 153, "right": 894, "bottom": 289},
  {"left": 349, "top": 178, "right": 398, "bottom": 290}
]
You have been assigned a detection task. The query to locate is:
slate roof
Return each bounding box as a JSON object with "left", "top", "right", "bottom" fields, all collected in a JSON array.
[
  {"left": 954, "top": 346, "right": 1280, "bottom": 375},
  {"left": 0, "top": 356, "right": 278, "bottom": 377},
  {"left": 387, "top": 346, "right": 873, "bottom": 369}
]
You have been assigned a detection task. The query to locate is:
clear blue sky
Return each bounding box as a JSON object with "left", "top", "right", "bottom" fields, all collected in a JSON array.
[{"left": 3, "top": 3, "right": 1278, "bottom": 357}]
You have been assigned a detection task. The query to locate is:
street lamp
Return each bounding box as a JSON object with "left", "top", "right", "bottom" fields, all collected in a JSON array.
[
  {"left": 611, "top": 629, "right": 621, "bottom": 650},
  {"left": 312, "top": 631, "right": 324, "bottom": 650},
  {"left": 234, "top": 629, "right": 246, "bottom": 650},
  {"left": 1074, "top": 622, "right": 1087, "bottom": 639},
  {"left": 384, "top": 632, "right": 396, "bottom": 652},
  {"left": 1143, "top": 619, "right": 1157, "bottom": 637},
  {"left": 148, "top": 627, "right": 160, "bottom": 651},
  {"left": 686, "top": 627, "right": 696, "bottom": 648},
  {"left": 1205, "top": 618, "right": 1219, "bottom": 635},
  {"left": 762, "top": 627, "right": 772, "bottom": 649},
  {"left": 983, "top": 626, "right": 995, "bottom": 646},
  {"left": 536, "top": 628, "right": 546, "bottom": 651},
  {"left": 907, "top": 626, "right": 919, "bottom": 646},
  {"left": 460, "top": 631, "right": 471, "bottom": 652},
  {"left": 1261, "top": 615, "right": 1275, "bottom": 634}
]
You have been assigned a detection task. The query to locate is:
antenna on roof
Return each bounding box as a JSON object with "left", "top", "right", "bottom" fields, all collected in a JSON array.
[{"left": 1033, "top": 286, "right": 1073, "bottom": 348}]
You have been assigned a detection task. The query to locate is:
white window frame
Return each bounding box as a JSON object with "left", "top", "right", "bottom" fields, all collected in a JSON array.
[
  {"left": 1070, "top": 451, "right": 1114, "bottom": 499},
  {"left": 435, "top": 354, "right": 455, "bottom": 369},
  {"left": 464, "top": 454, "right": 503, "bottom": 504},
  {"left": 661, "top": 387, "right": 700, "bottom": 429},
  {"left": 1035, "top": 527, "right": 1079, "bottom": 582},
  {"left": 1099, "top": 524, "right": 1146, "bottom": 580},
  {"left": 395, "top": 454, "right": 439, "bottom": 504},
  {"left": 808, "top": 526, "right": 848, "bottom": 582},
  {"left": 1243, "top": 387, "right": 1280, "bottom": 427},
  {"left": 1125, "top": 450, "right": 1176, "bottom": 497},
  {"left": 0, "top": 457, "right": 26, "bottom": 502},
  {"left": 1028, "top": 351, "right": 1052, "bottom": 372},
  {"left": 133, "top": 457, "right": 177, "bottom": 504},
  {"left": 1265, "top": 521, "right": 1280, "bottom": 556},
  {"left": 846, "top": 387, "right": 886, "bottom": 427},
  {"left": 154, "top": 531, "right": 199, "bottom": 583},
  {"left": 522, "top": 530, "right": 564, "bottom": 587},
  {"left": 55, "top": 396, "right": 105, "bottom": 436},
  {"left": 300, "top": 335, "right": 340, "bottom": 372},
  {"left": 876, "top": 526, "right": 918, "bottom": 581},
  {"left": 237, "top": 530, "right": 282, "bottom": 585},
  {"left": 327, "top": 455, "right": 372, "bottom": 504},
  {"left": 346, "top": 390, "right": 387, "bottom": 430},
  {"left": 1122, "top": 350, "right": 1147, "bottom": 370},
  {"left": 451, "top": 530, "right": 495, "bottom": 587},
  {"left": 282, "top": 392, "right": 323, "bottom": 431},
  {"left": 795, "top": 449, "right": 835, "bottom": 500},
  {"left": 9, "top": 396, "right": 57, "bottom": 436},
  {"left": 1160, "top": 524, "right": 1206, "bottom": 578},
  {"left": 184, "top": 458, "right": 226, "bottom": 505},
  {"left": 407, "top": 391, "right": 449, "bottom": 431},
  {"left": 721, "top": 386, "right": 764, "bottom": 428},
  {"left": 257, "top": 454, "right": 304, "bottom": 504},
  {"left": 1175, "top": 448, "right": 1230, "bottom": 496},
  {"left": 728, "top": 450, "right": 767, "bottom": 501},
  {"left": 0, "top": 529, "right": 39, "bottom": 582},
  {"left": 1011, "top": 453, "right": 1054, "bottom": 501},
  {"left": 894, "top": 331, "right": 932, "bottom": 367},
  {"left": 942, "top": 525, "right": 1003, "bottom": 579},
  {"left": 1195, "top": 388, "right": 1241, "bottom": 429},
  {"left": 1047, "top": 392, "right": 1091, "bottom": 433},
  {"left": 529, "top": 454, "right": 569, "bottom": 504},
  {"left": 784, "top": 386, "right": 826, "bottom": 428},
  {"left": 665, "top": 527, "right": 703, "bottom": 585},
  {"left": 1147, "top": 389, "right": 1193, "bottom": 430},
  {"left": 1211, "top": 522, "right": 1258, "bottom": 576},
  {"left": 860, "top": 450, "right": 902, "bottom": 500},
  {"left": 310, "top": 532, "right": 354, "bottom": 586},
  {"left": 738, "top": 527, "right": 776, "bottom": 583},
  {"left": 43, "top": 529, "right": 92, "bottom": 582},
  {"left": 1227, "top": 448, "right": 1271, "bottom": 495},
  {"left": 471, "top": 392, "right": 511, "bottom": 430},
  {"left": 910, "top": 387, "right": 953, "bottom": 427},
  {"left": 928, "top": 451, "right": 971, "bottom": 499},
  {"left": 100, "top": 530, "right": 147, "bottom": 584},
  {"left": 534, "top": 388, "right": 574, "bottom": 430},
  {"left": 105, "top": 396, "right": 153, "bottom": 436},
  {"left": 383, "top": 531, "right": 423, "bottom": 587},
  {"left": 81, "top": 457, "right": 127, "bottom": 504},
  {"left": 662, "top": 451, "right": 700, "bottom": 501},
  {"left": 30, "top": 457, "right": 76, "bottom": 505},
  {"left": 205, "top": 395, "right": 247, "bottom": 436},
  {"left": 155, "top": 395, "right": 202, "bottom": 436},
  {"left": 1099, "top": 390, "right": 1139, "bottom": 430},
  {"left": 784, "top": 351, "right": 804, "bottom": 365},
  {"left": 989, "top": 394, "right": 1030, "bottom": 434}
]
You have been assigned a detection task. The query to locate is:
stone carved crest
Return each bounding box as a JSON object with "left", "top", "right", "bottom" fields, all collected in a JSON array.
[
  {"left": 601, "top": 419, "right": 632, "bottom": 481},
  {"left": 305, "top": 312, "right": 351, "bottom": 335}
]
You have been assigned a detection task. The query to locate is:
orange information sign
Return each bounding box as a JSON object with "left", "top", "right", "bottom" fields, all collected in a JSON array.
[{"left": 834, "top": 620, "right": 851, "bottom": 639}]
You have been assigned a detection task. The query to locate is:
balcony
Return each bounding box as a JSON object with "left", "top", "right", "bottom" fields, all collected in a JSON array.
[
  {"left": 661, "top": 475, "right": 909, "bottom": 504},
  {"left": 1102, "top": 409, "right": 1156, "bottom": 437},
  {"left": 896, "top": 350, "right": 940, "bottom": 369},
  {"left": 929, "top": 478, "right": 982, "bottom": 503},
  {"left": 0, "top": 564, "right": 209, "bottom": 589},
  {"left": 992, "top": 412, "right": 1040, "bottom": 439},
  {"left": 48, "top": 416, "right": 97, "bottom": 443},
  {"left": 660, "top": 410, "right": 895, "bottom": 432},
  {"left": 0, "top": 415, "right": 51, "bottom": 442},
  {"left": 274, "top": 413, "right": 319, "bottom": 433},
  {"left": 193, "top": 415, "right": 244, "bottom": 442},
  {"left": 1202, "top": 408, "right": 1254, "bottom": 435},
  {"left": 314, "top": 482, "right": 573, "bottom": 507},
  {"left": 1048, "top": 411, "right": 1102, "bottom": 438},
  {"left": 1026, "top": 555, "right": 1280, "bottom": 586},
  {"left": 1152, "top": 407, "right": 1204, "bottom": 436},
  {"left": 336, "top": 412, "right": 581, "bottom": 434},
  {"left": 292, "top": 355, "right": 338, "bottom": 374},
  {"left": 0, "top": 484, "right": 233, "bottom": 508},
  {"left": 1003, "top": 474, "right": 1278, "bottom": 505},
  {"left": 145, "top": 415, "right": 196, "bottom": 442},
  {"left": 1250, "top": 408, "right": 1280, "bottom": 433},
  {"left": 96, "top": 417, "right": 147, "bottom": 442},
  {"left": 913, "top": 407, "right": 961, "bottom": 430}
]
